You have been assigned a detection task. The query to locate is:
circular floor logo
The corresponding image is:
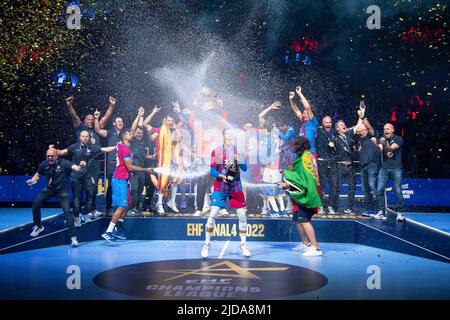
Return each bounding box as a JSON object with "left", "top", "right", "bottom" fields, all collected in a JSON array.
[{"left": 93, "top": 259, "right": 327, "bottom": 299}]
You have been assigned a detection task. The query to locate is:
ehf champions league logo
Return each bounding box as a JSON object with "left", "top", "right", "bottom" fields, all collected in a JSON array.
[{"left": 93, "top": 259, "right": 328, "bottom": 299}]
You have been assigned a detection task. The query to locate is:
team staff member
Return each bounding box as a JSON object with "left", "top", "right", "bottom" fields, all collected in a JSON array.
[
  {"left": 50, "top": 131, "right": 115, "bottom": 226},
  {"left": 27, "top": 148, "right": 84, "bottom": 247}
]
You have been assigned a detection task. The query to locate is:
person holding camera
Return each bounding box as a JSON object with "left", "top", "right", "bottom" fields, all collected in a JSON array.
[{"left": 200, "top": 128, "right": 250, "bottom": 259}]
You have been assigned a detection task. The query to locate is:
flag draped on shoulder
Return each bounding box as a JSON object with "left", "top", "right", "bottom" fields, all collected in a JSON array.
[{"left": 283, "top": 150, "right": 322, "bottom": 208}]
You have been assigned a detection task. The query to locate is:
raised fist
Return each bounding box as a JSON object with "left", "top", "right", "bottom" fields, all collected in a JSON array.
[
  {"left": 295, "top": 86, "right": 302, "bottom": 95},
  {"left": 94, "top": 109, "right": 100, "bottom": 119},
  {"left": 289, "top": 91, "right": 295, "bottom": 100},
  {"left": 109, "top": 96, "right": 116, "bottom": 105},
  {"left": 271, "top": 101, "right": 281, "bottom": 109}
]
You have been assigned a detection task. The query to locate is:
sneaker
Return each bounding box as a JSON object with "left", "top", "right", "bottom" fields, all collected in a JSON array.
[
  {"left": 192, "top": 210, "right": 202, "bottom": 217},
  {"left": 30, "top": 225, "right": 45, "bottom": 237},
  {"left": 371, "top": 211, "right": 387, "bottom": 221},
  {"left": 318, "top": 207, "right": 325, "bottom": 215},
  {"left": 81, "top": 214, "right": 92, "bottom": 223},
  {"left": 292, "top": 242, "right": 311, "bottom": 252},
  {"left": 396, "top": 213, "right": 406, "bottom": 222},
  {"left": 180, "top": 198, "right": 187, "bottom": 210},
  {"left": 240, "top": 243, "right": 251, "bottom": 258},
  {"left": 361, "top": 210, "right": 374, "bottom": 217},
  {"left": 167, "top": 201, "right": 179, "bottom": 213},
  {"left": 88, "top": 212, "right": 95, "bottom": 219},
  {"left": 302, "top": 247, "right": 323, "bottom": 257},
  {"left": 202, "top": 206, "right": 211, "bottom": 214},
  {"left": 112, "top": 228, "right": 127, "bottom": 240},
  {"left": 219, "top": 209, "right": 230, "bottom": 216},
  {"left": 327, "top": 207, "right": 337, "bottom": 215},
  {"left": 344, "top": 208, "right": 356, "bottom": 215},
  {"left": 201, "top": 243, "right": 210, "bottom": 259},
  {"left": 101, "top": 232, "right": 116, "bottom": 243},
  {"left": 74, "top": 217, "right": 81, "bottom": 227},
  {"left": 260, "top": 209, "right": 268, "bottom": 216},
  {"left": 270, "top": 211, "right": 280, "bottom": 218},
  {"left": 92, "top": 210, "right": 104, "bottom": 218},
  {"left": 128, "top": 208, "right": 139, "bottom": 217},
  {"left": 71, "top": 237, "right": 79, "bottom": 247},
  {"left": 156, "top": 203, "right": 165, "bottom": 215}
]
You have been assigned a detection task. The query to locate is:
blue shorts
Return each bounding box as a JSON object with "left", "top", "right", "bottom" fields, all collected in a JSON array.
[
  {"left": 210, "top": 191, "right": 246, "bottom": 209},
  {"left": 112, "top": 178, "right": 130, "bottom": 207}
]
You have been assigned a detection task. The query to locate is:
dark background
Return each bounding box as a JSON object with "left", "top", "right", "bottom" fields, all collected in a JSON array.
[{"left": 0, "top": 0, "right": 448, "bottom": 177}]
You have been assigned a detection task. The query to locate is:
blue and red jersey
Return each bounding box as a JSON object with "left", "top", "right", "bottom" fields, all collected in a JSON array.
[
  {"left": 114, "top": 143, "right": 132, "bottom": 179},
  {"left": 211, "top": 145, "right": 247, "bottom": 193}
]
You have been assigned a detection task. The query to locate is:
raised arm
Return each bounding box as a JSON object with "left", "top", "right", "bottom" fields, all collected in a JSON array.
[
  {"left": 94, "top": 109, "right": 108, "bottom": 138},
  {"left": 99, "top": 96, "right": 116, "bottom": 129},
  {"left": 296, "top": 86, "right": 313, "bottom": 119},
  {"left": 65, "top": 96, "right": 81, "bottom": 128},
  {"left": 357, "top": 101, "right": 375, "bottom": 136},
  {"left": 143, "top": 105, "right": 161, "bottom": 130},
  {"left": 289, "top": 91, "right": 303, "bottom": 121},
  {"left": 258, "top": 101, "right": 281, "bottom": 128},
  {"left": 131, "top": 106, "right": 145, "bottom": 136}
]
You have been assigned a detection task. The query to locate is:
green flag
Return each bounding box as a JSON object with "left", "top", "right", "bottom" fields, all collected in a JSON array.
[{"left": 283, "top": 150, "right": 322, "bottom": 208}]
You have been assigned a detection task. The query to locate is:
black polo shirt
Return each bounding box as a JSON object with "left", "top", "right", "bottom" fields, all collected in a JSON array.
[
  {"left": 382, "top": 134, "right": 403, "bottom": 169},
  {"left": 358, "top": 134, "right": 381, "bottom": 167},
  {"left": 37, "top": 158, "right": 74, "bottom": 192},
  {"left": 67, "top": 143, "right": 102, "bottom": 177}
]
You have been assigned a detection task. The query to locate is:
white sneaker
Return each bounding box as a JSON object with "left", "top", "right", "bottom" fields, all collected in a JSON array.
[
  {"left": 219, "top": 209, "right": 229, "bottom": 216},
  {"left": 74, "top": 217, "right": 81, "bottom": 227},
  {"left": 167, "top": 201, "right": 179, "bottom": 213},
  {"left": 344, "top": 208, "right": 356, "bottom": 215},
  {"left": 201, "top": 243, "right": 210, "bottom": 259},
  {"left": 240, "top": 242, "right": 251, "bottom": 257},
  {"left": 30, "top": 225, "right": 45, "bottom": 237},
  {"left": 81, "top": 214, "right": 92, "bottom": 223},
  {"left": 318, "top": 207, "right": 325, "bottom": 215},
  {"left": 92, "top": 210, "right": 104, "bottom": 218},
  {"left": 156, "top": 203, "right": 165, "bottom": 215},
  {"left": 396, "top": 213, "right": 405, "bottom": 222},
  {"left": 327, "top": 207, "right": 336, "bottom": 215},
  {"left": 292, "top": 242, "right": 311, "bottom": 252},
  {"left": 371, "top": 211, "right": 387, "bottom": 220},
  {"left": 192, "top": 210, "right": 202, "bottom": 217},
  {"left": 302, "top": 247, "right": 323, "bottom": 257},
  {"left": 71, "top": 237, "right": 79, "bottom": 247},
  {"left": 202, "top": 207, "right": 211, "bottom": 214},
  {"left": 260, "top": 209, "right": 268, "bottom": 216}
]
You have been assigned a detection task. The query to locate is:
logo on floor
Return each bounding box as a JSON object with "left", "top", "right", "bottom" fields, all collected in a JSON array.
[{"left": 93, "top": 259, "right": 328, "bottom": 299}]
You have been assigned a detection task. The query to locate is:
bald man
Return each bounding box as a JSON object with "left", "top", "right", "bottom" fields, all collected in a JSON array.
[
  {"left": 26, "top": 148, "right": 84, "bottom": 246},
  {"left": 371, "top": 123, "right": 405, "bottom": 221},
  {"left": 315, "top": 116, "right": 337, "bottom": 214},
  {"left": 355, "top": 122, "right": 380, "bottom": 216}
]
